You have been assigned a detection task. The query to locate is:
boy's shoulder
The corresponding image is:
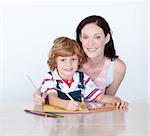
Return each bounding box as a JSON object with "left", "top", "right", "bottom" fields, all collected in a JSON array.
[
  {"left": 42, "top": 71, "right": 53, "bottom": 79},
  {"left": 42, "top": 70, "right": 56, "bottom": 79},
  {"left": 75, "top": 71, "right": 90, "bottom": 80},
  {"left": 46, "top": 70, "right": 61, "bottom": 80}
]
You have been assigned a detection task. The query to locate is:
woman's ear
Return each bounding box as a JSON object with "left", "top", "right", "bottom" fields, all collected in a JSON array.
[{"left": 105, "top": 33, "right": 110, "bottom": 44}]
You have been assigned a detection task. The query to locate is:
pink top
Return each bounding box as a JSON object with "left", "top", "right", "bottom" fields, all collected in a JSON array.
[{"left": 80, "top": 58, "right": 114, "bottom": 94}]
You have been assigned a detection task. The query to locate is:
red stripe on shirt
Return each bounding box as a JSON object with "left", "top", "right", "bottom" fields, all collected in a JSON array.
[
  {"left": 85, "top": 88, "right": 99, "bottom": 99},
  {"left": 85, "top": 78, "right": 90, "bottom": 85},
  {"left": 90, "top": 92, "right": 103, "bottom": 102},
  {"left": 45, "top": 88, "right": 57, "bottom": 93},
  {"left": 42, "top": 78, "right": 54, "bottom": 85}
]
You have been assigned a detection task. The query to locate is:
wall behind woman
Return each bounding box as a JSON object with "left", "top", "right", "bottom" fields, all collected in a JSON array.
[{"left": 0, "top": 0, "right": 149, "bottom": 103}]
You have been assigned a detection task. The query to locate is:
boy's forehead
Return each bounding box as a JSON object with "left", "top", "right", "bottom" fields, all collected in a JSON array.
[{"left": 58, "top": 54, "right": 79, "bottom": 58}]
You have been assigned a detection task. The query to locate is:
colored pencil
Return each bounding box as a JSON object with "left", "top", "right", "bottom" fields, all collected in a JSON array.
[
  {"left": 24, "top": 109, "right": 64, "bottom": 118},
  {"left": 44, "top": 112, "right": 64, "bottom": 118},
  {"left": 61, "top": 90, "right": 81, "bottom": 110},
  {"left": 24, "top": 109, "right": 57, "bottom": 118},
  {"left": 27, "top": 75, "right": 45, "bottom": 103},
  {"left": 26, "top": 75, "right": 41, "bottom": 95}
]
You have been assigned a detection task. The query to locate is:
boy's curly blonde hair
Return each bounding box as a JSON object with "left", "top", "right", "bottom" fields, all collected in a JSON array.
[{"left": 47, "top": 36, "right": 87, "bottom": 71}]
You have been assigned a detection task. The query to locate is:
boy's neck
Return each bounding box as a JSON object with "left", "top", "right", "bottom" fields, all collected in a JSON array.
[{"left": 56, "top": 69, "right": 74, "bottom": 81}]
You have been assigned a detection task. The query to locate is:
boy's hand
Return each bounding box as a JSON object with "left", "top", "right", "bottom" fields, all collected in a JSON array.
[
  {"left": 112, "top": 97, "right": 128, "bottom": 109},
  {"left": 33, "top": 90, "right": 45, "bottom": 106},
  {"left": 64, "top": 100, "right": 81, "bottom": 111}
]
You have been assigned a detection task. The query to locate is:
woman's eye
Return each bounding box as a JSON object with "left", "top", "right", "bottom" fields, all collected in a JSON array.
[
  {"left": 95, "top": 36, "right": 101, "bottom": 39},
  {"left": 82, "top": 36, "right": 88, "bottom": 39}
]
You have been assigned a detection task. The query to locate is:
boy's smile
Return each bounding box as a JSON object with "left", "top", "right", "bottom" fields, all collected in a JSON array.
[{"left": 56, "top": 55, "right": 79, "bottom": 80}]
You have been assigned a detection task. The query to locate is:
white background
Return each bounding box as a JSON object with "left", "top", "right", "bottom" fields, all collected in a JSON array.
[{"left": 0, "top": 0, "right": 149, "bottom": 103}]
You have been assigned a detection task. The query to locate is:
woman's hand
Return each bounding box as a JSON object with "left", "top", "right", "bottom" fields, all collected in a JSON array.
[{"left": 112, "top": 97, "right": 128, "bottom": 109}]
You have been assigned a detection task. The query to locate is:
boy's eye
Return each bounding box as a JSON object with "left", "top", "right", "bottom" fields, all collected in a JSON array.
[
  {"left": 72, "top": 58, "right": 78, "bottom": 61},
  {"left": 60, "top": 59, "right": 65, "bottom": 61}
]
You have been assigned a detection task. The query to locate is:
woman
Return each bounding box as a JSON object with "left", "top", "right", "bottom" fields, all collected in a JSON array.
[
  {"left": 33, "top": 15, "right": 126, "bottom": 107},
  {"left": 76, "top": 15, "right": 126, "bottom": 96}
]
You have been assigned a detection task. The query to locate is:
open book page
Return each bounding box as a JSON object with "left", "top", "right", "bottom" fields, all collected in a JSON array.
[{"left": 42, "top": 102, "right": 115, "bottom": 114}]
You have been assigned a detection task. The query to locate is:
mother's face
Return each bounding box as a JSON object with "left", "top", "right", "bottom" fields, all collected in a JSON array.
[{"left": 79, "top": 23, "right": 110, "bottom": 59}]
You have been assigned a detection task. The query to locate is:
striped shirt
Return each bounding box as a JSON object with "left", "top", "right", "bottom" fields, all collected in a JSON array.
[{"left": 40, "top": 69, "right": 103, "bottom": 102}]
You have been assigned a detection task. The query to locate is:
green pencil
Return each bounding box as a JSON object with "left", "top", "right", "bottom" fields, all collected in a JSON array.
[
  {"left": 44, "top": 112, "right": 64, "bottom": 118},
  {"left": 31, "top": 110, "right": 64, "bottom": 118},
  {"left": 33, "top": 110, "right": 64, "bottom": 118}
]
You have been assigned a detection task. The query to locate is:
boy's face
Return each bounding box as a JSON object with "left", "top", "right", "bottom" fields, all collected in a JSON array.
[{"left": 56, "top": 55, "right": 79, "bottom": 80}]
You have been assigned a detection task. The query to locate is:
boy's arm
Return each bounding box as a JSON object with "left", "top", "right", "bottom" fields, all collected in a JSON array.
[
  {"left": 47, "top": 92, "right": 67, "bottom": 109},
  {"left": 48, "top": 93, "right": 81, "bottom": 111}
]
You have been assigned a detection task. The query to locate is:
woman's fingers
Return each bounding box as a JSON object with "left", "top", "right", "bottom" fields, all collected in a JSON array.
[
  {"left": 114, "top": 102, "right": 121, "bottom": 108},
  {"left": 113, "top": 101, "right": 128, "bottom": 109}
]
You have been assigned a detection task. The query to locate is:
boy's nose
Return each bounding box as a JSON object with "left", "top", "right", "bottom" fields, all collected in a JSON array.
[{"left": 66, "top": 60, "right": 72, "bottom": 67}]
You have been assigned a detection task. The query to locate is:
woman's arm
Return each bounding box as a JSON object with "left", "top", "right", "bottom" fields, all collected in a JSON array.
[
  {"left": 97, "top": 94, "right": 128, "bottom": 108},
  {"left": 105, "top": 58, "right": 126, "bottom": 96}
]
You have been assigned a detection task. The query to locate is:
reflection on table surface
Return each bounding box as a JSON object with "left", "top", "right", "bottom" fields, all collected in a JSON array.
[{"left": 0, "top": 101, "right": 150, "bottom": 136}]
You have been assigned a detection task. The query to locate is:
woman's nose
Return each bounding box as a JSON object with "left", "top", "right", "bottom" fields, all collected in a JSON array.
[{"left": 88, "top": 38, "right": 94, "bottom": 46}]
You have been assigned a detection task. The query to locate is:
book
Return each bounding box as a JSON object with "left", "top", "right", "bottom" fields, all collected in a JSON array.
[{"left": 43, "top": 102, "right": 115, "bottom": 114}]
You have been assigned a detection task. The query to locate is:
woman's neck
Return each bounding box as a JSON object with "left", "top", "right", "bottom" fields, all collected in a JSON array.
[
  {"left": 86, "top": 56, "right": 106, "bottom": 67},
  {"left": 79, "top": 56, "right": 106, "bottom": 80}
]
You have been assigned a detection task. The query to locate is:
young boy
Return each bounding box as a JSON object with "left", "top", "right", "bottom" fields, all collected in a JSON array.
[{"left": 40, "top": 36, "right": 128, "bottom": 111}]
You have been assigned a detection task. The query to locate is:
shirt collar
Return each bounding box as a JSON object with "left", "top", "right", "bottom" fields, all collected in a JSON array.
[{"left": 52, "top": 69, "right": 80, "bottom": 83}]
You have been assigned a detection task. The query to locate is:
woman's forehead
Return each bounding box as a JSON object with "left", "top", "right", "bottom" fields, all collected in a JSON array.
[{"left": 81, "top": 23, "right": 103, "bottom": 33}]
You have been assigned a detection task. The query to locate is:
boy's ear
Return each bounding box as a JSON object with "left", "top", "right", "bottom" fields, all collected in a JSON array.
[{"left": 105, "top": 33, "right": 110, "bottom": 44}]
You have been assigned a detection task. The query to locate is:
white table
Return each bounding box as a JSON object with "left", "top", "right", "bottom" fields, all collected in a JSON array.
[{"left": 0, "top": 101, "right": 150, "bottom": 136}]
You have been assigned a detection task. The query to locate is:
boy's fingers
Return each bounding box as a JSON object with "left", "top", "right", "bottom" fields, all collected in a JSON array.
[
  {"left": 67, "top": 101, "right": 81, "bottom": 111},
  {"left": 33, "top": 91, "right": 45, "bottom": 104},
  {"left": 42, "top": 92, "right": 47, "bottom": 100}
]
